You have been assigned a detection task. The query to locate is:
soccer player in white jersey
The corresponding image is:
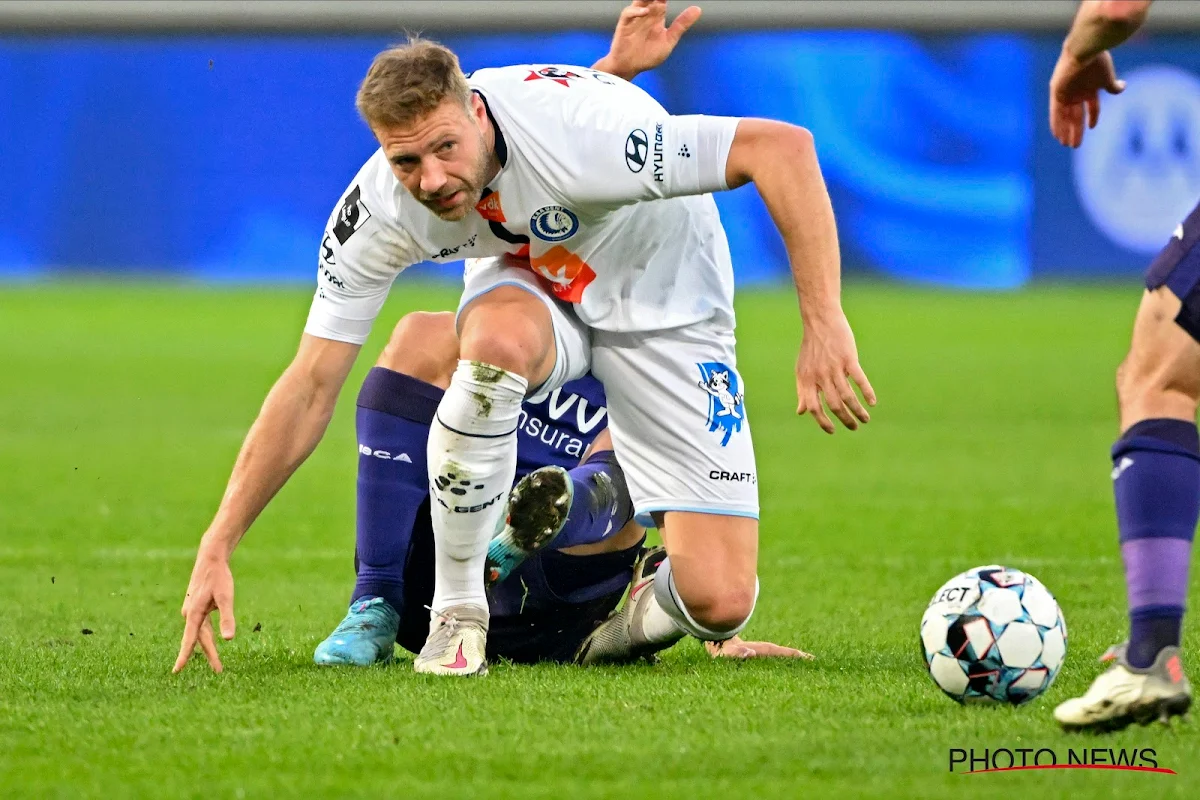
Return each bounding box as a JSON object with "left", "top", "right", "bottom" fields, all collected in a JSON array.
[
  {"left": 1046, "top": 0, "right": 1196, "bottom": 731},
  {"left": 352, "top": 24, "right": 871, "bottom": 674},
  {"left": 174, "top": 0, "right": 875, "bottom": 677}
]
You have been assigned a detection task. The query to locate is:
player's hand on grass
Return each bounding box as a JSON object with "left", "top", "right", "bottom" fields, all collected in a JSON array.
[
  {"left": 795, "top": 311, "right": 876, "bottom": 434},
  {"left": 173, "top": 543, "right": 236, "bottom": 673},
  {"left": 706, "top": 636, "right": 814, "bottom": 660},
  {"left": 1049, "top": 49, "right": 1125, "bottom": 148},
  {"left": 595, "top": 0, "right": 701, "bottom": 82}
]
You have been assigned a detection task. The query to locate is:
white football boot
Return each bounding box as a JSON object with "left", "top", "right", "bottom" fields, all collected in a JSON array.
[
  {"left": 1054, "top": 644, "right": 1191, "bottom": 731},
  {"left": 413, "top": 604, "right": 489, "bottom": 677},
  {"left": 575, "top": 546, "right": 683, "bottom": 665}
]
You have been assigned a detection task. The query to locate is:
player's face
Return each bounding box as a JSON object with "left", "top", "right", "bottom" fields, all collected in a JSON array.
[{"left": 377, "top": 96, "right": 493, "bottom": 222}]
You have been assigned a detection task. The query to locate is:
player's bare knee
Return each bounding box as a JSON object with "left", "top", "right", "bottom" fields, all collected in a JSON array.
[
  {"left": 1116, "top": 346, "right": 1200, "bottom": 422},
  {"left": 655, "top": 557, "right": 758, "bottom": 640},
  {"left": 459, "top": 306, "right": 553, "bottom": 384},
  {"left": 378, "top": 311, "right": 459, "bottom": 387},
  {"left": 680, "top": 586, "right": 757, "bottom": 633}
]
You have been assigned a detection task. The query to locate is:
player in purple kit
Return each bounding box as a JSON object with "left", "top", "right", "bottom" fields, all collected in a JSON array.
[{"left": 1047, "top": 0, "right": 1196, "bottom": 730}]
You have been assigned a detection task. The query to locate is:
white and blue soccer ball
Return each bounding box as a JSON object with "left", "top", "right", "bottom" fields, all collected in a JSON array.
[{"left": 920, "top": 565, "right": 1067, "bottom": 705}]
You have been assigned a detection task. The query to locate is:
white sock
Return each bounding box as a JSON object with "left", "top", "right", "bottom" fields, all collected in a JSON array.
[
  {"left": 427, "top": 360, "right": 527, "bottom": 613},
  {"left": 640, "top": 593, "right": 686, "bottom": 643}
]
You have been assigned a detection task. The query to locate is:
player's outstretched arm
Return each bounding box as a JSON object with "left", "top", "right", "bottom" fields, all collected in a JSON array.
[
  {"left": 592, "top": 0, "right": 701, "bottom": 81},
  {"left": 1049, "top": 1, "right": 1152, "bottom": 147},
  {"left": 724, "top": 119, "right": 876, "bottom": 434},
  {"left": 706, "top": 636, "right": 814, "bottom": 660},
  {"left": 173, "top": 334, "right": 359, "bottom": 673}
]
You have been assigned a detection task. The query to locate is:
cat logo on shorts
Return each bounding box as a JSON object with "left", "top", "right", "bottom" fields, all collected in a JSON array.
[{"left": 697, "top": 362, "right": 745, "bottom": 447}]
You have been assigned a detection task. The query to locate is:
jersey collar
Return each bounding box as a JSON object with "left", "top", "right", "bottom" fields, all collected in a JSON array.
[{"left": 473, "top": 90, "right": 508, "bottom": 169}]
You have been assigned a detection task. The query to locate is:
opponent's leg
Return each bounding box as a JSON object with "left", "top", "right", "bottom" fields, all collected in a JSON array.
[
  {"left": 576, "top": 511, "right": 758, "bottom": 664},
  {"left": 315, "top": 313, "right": 457, "bottom": 666},
  {"left": 417, "top": 285, "right": 556, "bottom": 677},
  {"left": 487, "top": 429, "right": 634, "bottom": 585},
  {"left": 1056, "top": 285, "right": 1200, "bottom": 730},
  {"left": 486, "top": 520, "right": 647, "bottom": 664}
]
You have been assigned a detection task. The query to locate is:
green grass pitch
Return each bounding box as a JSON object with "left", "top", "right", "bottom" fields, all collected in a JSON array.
[{"left": 1, "top": 281, "right": 1197, "bottom": 798}]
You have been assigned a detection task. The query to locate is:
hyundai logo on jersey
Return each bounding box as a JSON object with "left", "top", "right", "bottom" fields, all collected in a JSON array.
[
  {"left": 625, "top": 129, "right": 648, "bottom": 173},
  {"left": 530, "top": 206, "right": 580, "bottom": 242}
]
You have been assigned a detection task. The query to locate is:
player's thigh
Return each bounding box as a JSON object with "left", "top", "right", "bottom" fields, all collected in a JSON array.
[
  {"left": 1121, "top": 204, "right": 1200, "bottom": 428},
  {"left": 657, "top": 510, "right": 758, "bottom": 622},
  {"left": 457, "top": 256, "right": 590, "bottom": 396},
  {"left": 377, "top": 311, "right": 459, "bottom": 388}
]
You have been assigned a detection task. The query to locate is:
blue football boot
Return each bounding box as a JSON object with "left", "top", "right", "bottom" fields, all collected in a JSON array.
[{"left": 313, "top": 596, "right": 400, "bottom": 666}]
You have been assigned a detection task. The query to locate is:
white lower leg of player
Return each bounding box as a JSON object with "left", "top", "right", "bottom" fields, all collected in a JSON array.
[
  {"left": 641, "top": 557, "right": 760, "bottom": 642},
  {"left": 427, "top": 360, "right": 527, "bottom": 614}
]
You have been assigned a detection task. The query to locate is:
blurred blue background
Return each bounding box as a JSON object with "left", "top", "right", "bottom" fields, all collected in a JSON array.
[{"left": 2, "top": 31, "right": 1199, "bottom": 287}]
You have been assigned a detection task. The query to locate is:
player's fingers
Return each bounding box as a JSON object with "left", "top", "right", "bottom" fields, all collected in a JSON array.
[
  {"left": 834, "top": 372, "right": 869, "bottom": 425},
  {"left": 197, "top": 617, "right": 224, "bottom": 673},
  {"left": 173, "top": 607, "right": 205, "bottom": 673},
  {"left": 821, "top": 382, "right": 858, "bottom": 431},
  {"left": 1086, "top": 95, "right": 1100, "bottom": 129},
  {"left": 621, "top": 5, "right": 651, "bottom": 19},
  {"left": 1107, "top": 77, "right": 1127, "bottom": 95},
  {"left": 216, "top": 593, "right": 236, "bottom": 640},
  {"left": 749, "top": 642, "right": 814, "bottom": 659},
  {"left": 802, "top": 388, "right": 835, "bottom": 434},
  {"left": 667, "top": 6, "right": 703, "bottom": 44},
  {"left": 849, "top": 362, "right": 877, "bottom": 407}
]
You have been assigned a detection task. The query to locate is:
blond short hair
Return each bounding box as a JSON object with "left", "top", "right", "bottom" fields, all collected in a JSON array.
[{"left": 356, "top": 37, "right": 472, "bottom": 129}]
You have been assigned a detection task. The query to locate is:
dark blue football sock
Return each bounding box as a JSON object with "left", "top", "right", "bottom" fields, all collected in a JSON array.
[
  {"left": 1113, "top": 418, "right": 1200, "bottom": 668},
  {"left": 550, "top": 450, "right": 635, "bottom": 550},
  {"left": 351, "top": 367, "right": 444, "bottom": 616}
]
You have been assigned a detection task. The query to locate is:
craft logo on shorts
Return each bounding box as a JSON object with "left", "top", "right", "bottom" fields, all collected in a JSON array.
[
  {"left": 332, "top": 185, "right": 371, "bottom": 245},
  {"left": 1073, "top": 65, "right": 1200, "bottom": 254},
  {"left": 625, "top": 129, "right": 648, "bottom": 173},
  {"left": 697, "top": 362, "right": 745, "bottom": 447},
  {"left": 530, "top": 205, "right": 580, "bottom": 242}
]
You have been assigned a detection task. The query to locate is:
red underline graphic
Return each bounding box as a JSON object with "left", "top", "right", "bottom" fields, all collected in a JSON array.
[{"left": 966, "top": 765, "right": 1176, "bottom": 775}]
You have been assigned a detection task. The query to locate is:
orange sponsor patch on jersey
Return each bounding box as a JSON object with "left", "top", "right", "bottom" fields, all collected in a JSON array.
[
  {"left": 529, "top": 245, "right": 596, "bottom": 304},
  {"left": 475, "top": 193, "right": 506, "bottom": 223}
]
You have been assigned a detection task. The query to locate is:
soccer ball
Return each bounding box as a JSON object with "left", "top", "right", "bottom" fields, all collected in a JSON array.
[{"left": 920, "top": 565, "right": 1067, "bottom": 705}]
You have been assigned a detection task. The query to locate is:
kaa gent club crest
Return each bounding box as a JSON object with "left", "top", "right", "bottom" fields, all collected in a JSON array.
[{"left": 697, "top": 362, "right": 745, "bottom": 447}]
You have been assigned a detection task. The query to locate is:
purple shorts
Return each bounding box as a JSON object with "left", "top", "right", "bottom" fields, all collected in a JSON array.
[{"left": 1145, "top": 199, "right": 1200, "bottom": 342}]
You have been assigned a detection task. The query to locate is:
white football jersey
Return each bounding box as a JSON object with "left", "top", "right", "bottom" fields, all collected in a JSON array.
[{"left": 304, "top": 64, "right": 741, "bottom": 344}]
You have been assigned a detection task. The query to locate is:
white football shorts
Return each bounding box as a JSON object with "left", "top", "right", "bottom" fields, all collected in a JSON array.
[
  {"left": 592, "top": 321, "right": 759, "bottom": 523},
  {"left": 458, "top": 256, "right": 757, "bottom": 522}
]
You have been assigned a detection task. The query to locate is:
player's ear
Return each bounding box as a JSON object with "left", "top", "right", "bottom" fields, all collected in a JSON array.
[{"left": 469, "top": 93, "right": 488, "bottom": 129}]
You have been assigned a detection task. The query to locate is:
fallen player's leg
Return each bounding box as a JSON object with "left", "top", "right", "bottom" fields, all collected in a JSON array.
[
  {"left": 314, "top": 313, "right": 458, "bottom": 667},
  {"left": 1055, "top": 207, "right": 1200, "bottom": 731},
  {"left": 317, "top": 307, "right": 615, "bottom": 667},
  {"left": 487, "top": 430, "right": 634, "bottom": 586}
]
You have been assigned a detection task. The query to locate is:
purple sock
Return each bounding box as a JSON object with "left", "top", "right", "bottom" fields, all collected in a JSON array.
[
  {"left": 1113, "top": 418, "right": 1200, "bottom": 668},
  {"left": 351, "top": 367, "right": 444, "bottom": 615},
  {"left": 549, "top": 450, "right": 634, "bottom": 550}
]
